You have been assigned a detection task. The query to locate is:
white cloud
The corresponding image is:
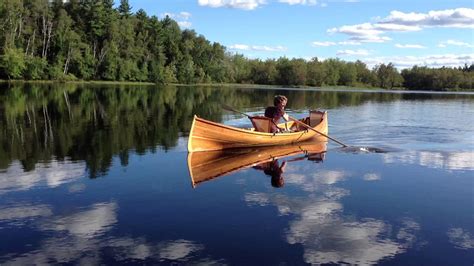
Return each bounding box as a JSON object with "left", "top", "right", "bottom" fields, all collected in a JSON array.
[
  {"left": 312, "top": 41, "right": 362, "bottom": 47},
  {"left": 362, "top": 53, "right": 474, "bottom": 69},
  {"left": 178, "top": 21, "right": 192, "bottom": 28},
  {"left": 337, "top": 49, "right": 370, "bottom": 56},
  {"left": 179, "top": 11, "right": 192, "bottom": 20},
  {"left": 329, "top": 8, "right": 474, "bottom": 43},
  {"left": 395, "top": 44, "right": 426, "bottom": 49},
  {"left": 312, "top": 41, "right": 337, "bottom": 47},
  {"left": 438, "top": 40, "right": 474, "bottom": 48},
  {"left": 279, "top": 0, "right": 317, "bottom": 6},
  {"left": 198, "top": 0, "right": 267, "bottom": 10},
  {"left": 161, "top": 12, "right": 192, "bottom": 28},
  {"left": 381, "top": 8, "right": 474, "bottom": 28},
  {"left": 328, "top": 23, "right": 395, "bottom": 43},
  {"left": 338, "top": 40, "right": 362, "bottom": 45},
  {"left": 229, "top": 44, "right": 287, "bottom": 52},
  {"left": 375, "top": 23, "right": 422, "bottom": 32}
]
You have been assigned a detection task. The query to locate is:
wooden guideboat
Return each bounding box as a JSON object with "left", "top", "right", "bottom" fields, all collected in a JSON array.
[
  {"left": 188, "top": 141, "right": 327, "bottom": 188},
  {"left": 187, "top": 110, "right": 328, "bottom": 152}
]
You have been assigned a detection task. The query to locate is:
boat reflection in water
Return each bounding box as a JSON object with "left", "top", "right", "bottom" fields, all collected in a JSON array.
[{"left": 187, "top": 141, "right": 327, "bottom": 188}]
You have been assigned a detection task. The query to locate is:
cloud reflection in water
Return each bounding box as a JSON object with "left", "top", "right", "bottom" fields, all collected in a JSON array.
[
  {"left": 383, "top": 151, "right": 474, "bottom": 171},
  {"left": 1, "top": 201, "right": 222, "bottom": 265},
  {"left": 0, "top": 160, "right": 86, "bottom": 195},
  {"left": 245, "top": 166, "right": 420, "bottom": 265},
  {"left": 447, "top": 228, "right": 474, "bottom": 250}
]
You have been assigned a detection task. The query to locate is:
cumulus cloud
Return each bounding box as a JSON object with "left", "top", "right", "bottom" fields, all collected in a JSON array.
[
  {"left": 161, "top": 12, "right": 192, "bottom": 28},
  {"left": 337, "top": 49, "right": 370, "bottom": 56},
  {"left": 363, "top": 53, "right": 474, "bottom": 69},
  {"left": 381, "top": 8, "right": 474, "bottom": 28},
  {"left": 229, "top": 44, "right": 287, "bottom": 52},
  {"left": 328, "top": 8, "right": 474, "bottom": 43},
  {"left": 395, "top": 44, "right": 426, "bottom": 49},
  {"left": 438, "top": 40, "right": 474, "bottom": 48},
  {"left": 279, "top": 0, "right": 317, "bottom": 6},
  {"left": 312, "top": 41, "right": 337, "bottom": 47},
  {"left": 328, "top": 23, "right": 395, "bottom": 43},
  {"left": 198, "top": 0, "right": 267, "bottom": 10}
]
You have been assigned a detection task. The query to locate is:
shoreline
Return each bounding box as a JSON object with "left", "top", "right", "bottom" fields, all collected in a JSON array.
[{"left": 1, "top": 80, "right": 472, "bottom": 93}]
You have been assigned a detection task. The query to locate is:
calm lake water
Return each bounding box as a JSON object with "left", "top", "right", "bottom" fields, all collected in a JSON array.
[{"left": 0, "top": 83, "right": 473, "bottom": 265}]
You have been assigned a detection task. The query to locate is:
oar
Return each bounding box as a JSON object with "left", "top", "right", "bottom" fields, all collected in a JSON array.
[
  {"left": 222, "top": 104, "right": 253, "bottom": 119},
  {"left": 222, "top": 104, "right": 348, "bottom": 147},
  {"left": 286, "top": 115, "right": 348, "bottom": 147}
]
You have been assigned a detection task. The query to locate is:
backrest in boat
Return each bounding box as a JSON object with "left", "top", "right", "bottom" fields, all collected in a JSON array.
[
  {"left": 249, "top": 116, "right": 273, "bottom": 133},
  {"left": 309, "top": 110, "right": 325, "bottom": 127}
]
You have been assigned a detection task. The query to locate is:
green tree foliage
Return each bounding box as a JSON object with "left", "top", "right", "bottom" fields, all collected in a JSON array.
[
  {"left": 1, "top": 47, "right": 26, "bottom": 79},
  {"left": 0, "top": 1, "right": 470, "bottom": 91},
  {"left": 401, "top": 65, "right": 471, "bottom": 91},
  {"left": 374, "top": 63, "right": 403, "bottom": 89}
]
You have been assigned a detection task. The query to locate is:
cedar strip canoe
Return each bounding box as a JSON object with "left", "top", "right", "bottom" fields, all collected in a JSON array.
[
  {"left": 187, "top": 111, "right": 328, "bottom": 152},
  {"left": 188, "top": 141, "right": 327, "bottom": 188}
]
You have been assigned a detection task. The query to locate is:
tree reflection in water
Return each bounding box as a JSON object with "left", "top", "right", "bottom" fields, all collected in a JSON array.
[{"left": 1, "top": 83, "right": 465, "bottom": 177}]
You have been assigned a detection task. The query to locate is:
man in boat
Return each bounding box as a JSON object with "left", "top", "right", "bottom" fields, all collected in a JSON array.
[
  {"left": 264, "top": 106, "right": 285, "bottom": 133},
  {"left": 265, "top": 95, "right": 292, "bottom": 132},
  {"left": 265, "top": 95, "right": 289, "bottom": 122}
]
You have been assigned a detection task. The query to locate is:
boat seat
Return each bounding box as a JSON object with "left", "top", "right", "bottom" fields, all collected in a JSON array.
[
  {"left": 309, "top": 110, "right": 325, "bottom": 127},
  {"left": 249, "top": 116, "right": 274, "bottom": 133}
]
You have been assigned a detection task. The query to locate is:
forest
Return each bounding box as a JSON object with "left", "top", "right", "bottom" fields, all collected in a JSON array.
[{"left": 0, "top": 0, "right": 472, "bottom": 90}]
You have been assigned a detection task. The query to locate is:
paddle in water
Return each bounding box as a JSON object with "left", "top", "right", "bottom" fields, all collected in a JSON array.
[{"left": 222, "top": 104, "right": 390, "bottom": 154}]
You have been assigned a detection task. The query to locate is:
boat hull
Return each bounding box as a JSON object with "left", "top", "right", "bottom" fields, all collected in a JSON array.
[
  {"left": 187, "top": 112, "right": 328, "bottom": 152},
  {"left": 188, "top": 141, "right": 327, "bottom": 188}
]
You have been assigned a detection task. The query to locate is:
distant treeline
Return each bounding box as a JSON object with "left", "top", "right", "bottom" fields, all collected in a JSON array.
[{"left": 1, "top": 0, "right": 473, "bottom": 90}]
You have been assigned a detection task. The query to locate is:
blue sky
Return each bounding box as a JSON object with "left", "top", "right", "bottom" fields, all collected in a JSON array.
[{"left": 128, "top": 0, "right": 473, "bottom": 68}]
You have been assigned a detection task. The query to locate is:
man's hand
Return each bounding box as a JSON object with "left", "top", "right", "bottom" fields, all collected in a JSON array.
[{"left": 283, "top": 113, "right": 289, "bottom": 121}]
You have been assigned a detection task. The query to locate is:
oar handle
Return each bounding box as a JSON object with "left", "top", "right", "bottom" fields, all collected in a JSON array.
[{"left": 288, "top": 115, "right": 348, "bottom": 147}]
